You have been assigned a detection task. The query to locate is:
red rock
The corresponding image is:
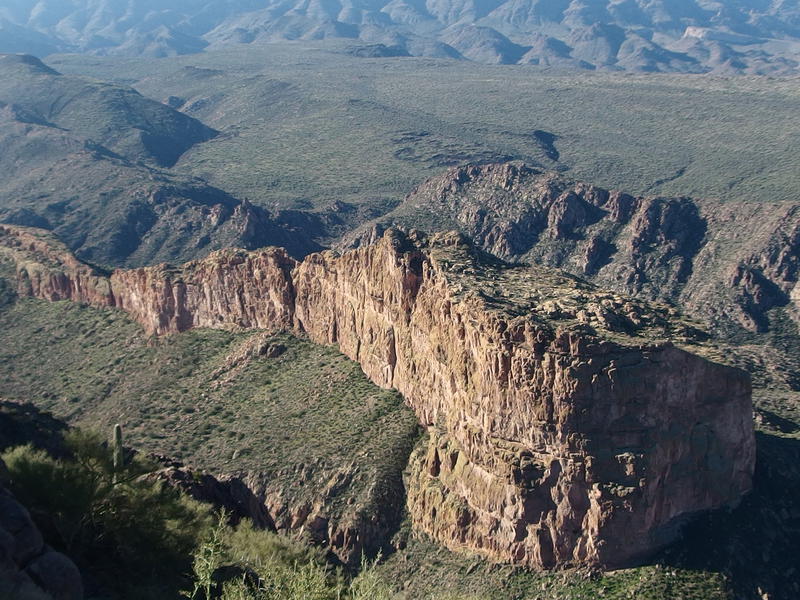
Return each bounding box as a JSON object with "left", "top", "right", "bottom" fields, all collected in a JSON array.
[{"left": 0, "top": 224, "right": 755, "bottom": 569}]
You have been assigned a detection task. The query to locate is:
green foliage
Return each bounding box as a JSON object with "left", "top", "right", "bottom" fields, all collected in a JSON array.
[
  {"left": 223, "top": 519, "right": 325, "bottom": 569},
  {"left": 185, "top": 516, "right": 343, "bottom": 600},
  {"left": 365, "top": 535, "right": 732, "bottom": 600},
  {"left": 348, "top": 555, "right": 393, "bottom": 600},
  {"left": 1, "top": 429, "right": 213, "bottom": 598},
  {"left": 186, "top": 511, "right": 229, "bottom": 600},
  {"left": 187, "top": 523, "right": 493, "bottom": 600}
]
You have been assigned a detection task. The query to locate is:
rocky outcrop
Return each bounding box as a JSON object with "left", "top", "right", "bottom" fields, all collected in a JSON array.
[
  {"left": 0, "top": 224, "right": 115, "bottom": 307},
  {"left": 0, "top": 223, "right": 756, "bottom": 570},
  {"left": 0, "top": 225, "right": 295, "bottom": 335},
  {"left": 148, "top": 458, "right": 276, "bottom": 531},
  {"left": 0, "top": 461, "right": 83, "bottom": 600},
  {"left": 255, "top": 462, "right": 410, "bottom": 566},
  {"left": 346, "top": 163, "right": 800, "bottom": 336},
  {"left": 110, "top": 246, "right": 296, "bottom": 335},
  {"left": 293, "top": 231, "right": 753, "bottom": 568}
]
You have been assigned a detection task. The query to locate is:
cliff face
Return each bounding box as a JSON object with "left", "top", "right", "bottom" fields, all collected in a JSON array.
[
  {"left": 294, "top": 231, "right": 753, "bottom": 568},
  {"left": 0, "top": 223, "right": 756, "bottom": 569},
  {"left": 0, "top": 224, "right": 114, "bottom": 307},
  {"left": 110, "top": 248, "right": 296, "bottom": 335},
  {"left": 0, "top": 225, "right": 296, "bottom": 335}
]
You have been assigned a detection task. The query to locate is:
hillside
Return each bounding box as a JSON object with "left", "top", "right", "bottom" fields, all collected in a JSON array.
[
  {"left": 52, "top": 45, "right": 800, "bottom": 206},
  {"left": 2, "top": 0, "right": 800, "bottom": 73},
  {"left": 0, "top": 53, "right": 322, "bottom": 267},
  {"left": 0, "top": 295, "right": 421, "bottom": 568},
  {"left": 0, "top": 53, "right": 216, "bottom": 168}
]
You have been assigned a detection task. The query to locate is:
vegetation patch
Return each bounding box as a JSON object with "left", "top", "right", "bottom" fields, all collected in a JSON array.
[{"left": 0, "top": 295, "right": 421, "bottom": 562}]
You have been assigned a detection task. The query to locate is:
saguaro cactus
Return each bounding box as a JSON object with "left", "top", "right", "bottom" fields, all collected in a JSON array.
[{"left": 112, "top": 423, "right": 124, "bottom": 481}]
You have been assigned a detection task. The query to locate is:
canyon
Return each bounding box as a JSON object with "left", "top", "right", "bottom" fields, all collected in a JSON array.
[{"left": 0, "top": 223, "right": 755, "bottom": 569}]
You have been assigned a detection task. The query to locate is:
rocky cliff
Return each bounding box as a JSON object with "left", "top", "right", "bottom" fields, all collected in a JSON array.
[
  {"left": 0, "top": 223, "right": 756, "bottom": 569},
  {"left": 345, "top": 163, "right": 800, "bottom": 347}
]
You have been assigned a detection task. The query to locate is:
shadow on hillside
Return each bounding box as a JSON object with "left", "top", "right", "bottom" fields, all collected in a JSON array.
[
  {"left": 0, "top": 400, "right": 69, "bottom": 457},
  {"left": 659, "top": 431, "right": 800, "bottom": 600}
]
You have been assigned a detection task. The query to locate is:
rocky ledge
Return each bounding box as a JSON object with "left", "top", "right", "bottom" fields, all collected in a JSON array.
[{"left": 0, "top": 224, "right": 756, "bottom": 569}]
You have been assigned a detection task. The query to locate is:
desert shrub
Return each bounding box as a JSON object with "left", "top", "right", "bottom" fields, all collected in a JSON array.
[
  {"left": 2, "top": 428, "right": 213, "bottom": 597},
  {"left": 0, "top": 277, "right": 16, "bottom": 309},
  {"left": 187, "top": 516, "right": 341, "bottom": 600},
  {"left": 348, "top": 555, "right": 393, "bottom": 600},
  {"left": 187, "top": 518, "right": 409, "bottom": 600},
  {"left": 214, "top": 562, "right": 343, "bottom": 600},
  {"left": 223, "top": 519, "right": 325, "bottom": 569}
]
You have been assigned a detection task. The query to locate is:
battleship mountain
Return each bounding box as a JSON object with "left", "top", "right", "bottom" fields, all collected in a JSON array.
[{"left": 0, "top": 223, "right": 756, "bottom": 570}]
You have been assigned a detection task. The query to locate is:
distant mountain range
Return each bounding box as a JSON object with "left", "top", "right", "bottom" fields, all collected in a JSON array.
[{"left": 1, "top": 0, "right": 800, "bottom": 72}]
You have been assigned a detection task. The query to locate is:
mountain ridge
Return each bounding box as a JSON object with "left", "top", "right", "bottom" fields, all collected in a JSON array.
[
  {"left": 0, "top": 222, "right": 756, "bottom": 570},
  {"left": 2, "top": 1, "right": 800, "bottom": 72}
]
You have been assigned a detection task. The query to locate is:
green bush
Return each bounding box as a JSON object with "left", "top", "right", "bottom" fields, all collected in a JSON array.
[
  {"left": 185, "top": 516, "right": 341, "bottom": 600},
  {"left": 187, "top": 518, "right": 485, "bottom": 600},
  {"left": 1, "top": 428, "right": 213, "bottom": 598}
]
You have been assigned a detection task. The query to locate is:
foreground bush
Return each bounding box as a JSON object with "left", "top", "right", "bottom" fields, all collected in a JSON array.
[
  {"left": 2, "top": 426, "right": 480, "bottom": 600},
  {"left": 187, "top": 517, "right": 480, "bottom": 600},
  {"left": 1, "top": 429, "right": 213, "bottom": 598}
]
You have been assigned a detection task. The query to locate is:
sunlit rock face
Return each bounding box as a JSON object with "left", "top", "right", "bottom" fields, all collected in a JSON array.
[{"left": 1, "top": 224, "right": 755, "bottom": 569}]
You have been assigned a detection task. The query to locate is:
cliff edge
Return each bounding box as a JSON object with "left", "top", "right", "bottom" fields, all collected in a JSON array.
[{"left": 0, "top": 224, "right": 756, "bottom": 569}]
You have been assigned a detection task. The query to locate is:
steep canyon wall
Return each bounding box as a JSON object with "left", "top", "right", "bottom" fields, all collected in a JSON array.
[{"left": 0, "top": 224, "right": 755, "bottom": 569}]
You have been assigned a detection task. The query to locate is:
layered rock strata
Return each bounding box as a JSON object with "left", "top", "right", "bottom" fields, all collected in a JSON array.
[{"left": 0, "top": 223, "right": 756, "bottom": 569}]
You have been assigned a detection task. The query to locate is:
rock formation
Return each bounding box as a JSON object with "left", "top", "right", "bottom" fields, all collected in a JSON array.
[
  {"left": 346, "top": 162, "right": 800, "bottom": 337},
  {"left": 147, "top": 457, "right": 276, "bottom": 531},
  {"left": 0, "top": 460, "right": 83, "bottom": 600},
  {"left": 0, "top": 223, "right": 756, "bottom": 569}
]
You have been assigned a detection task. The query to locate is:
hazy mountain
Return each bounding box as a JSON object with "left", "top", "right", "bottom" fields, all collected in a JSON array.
[
  {"left": 0, "top": 53, "right": 217, "bottom": 167},
  {"left": 2, "top": 0, "right": 800, "bottom": 72}
]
